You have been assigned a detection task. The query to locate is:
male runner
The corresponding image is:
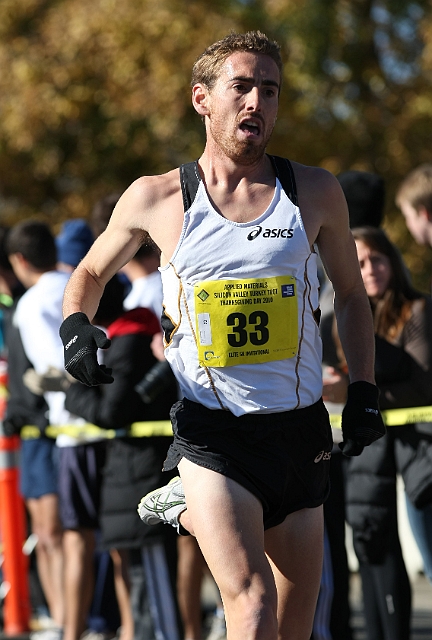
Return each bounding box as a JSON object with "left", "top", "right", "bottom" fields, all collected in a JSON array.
[{"left": 60, "top": 31, "right": 385, "bottom": 640}]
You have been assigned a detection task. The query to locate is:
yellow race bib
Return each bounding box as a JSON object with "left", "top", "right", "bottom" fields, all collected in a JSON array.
[{"left": 195, "top": 275, "right": 298, "bottom": 367}]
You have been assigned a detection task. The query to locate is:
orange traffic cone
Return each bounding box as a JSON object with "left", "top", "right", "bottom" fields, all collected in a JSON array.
[{"left": 0, "top": 431, "right": 30, "bottom": 634}]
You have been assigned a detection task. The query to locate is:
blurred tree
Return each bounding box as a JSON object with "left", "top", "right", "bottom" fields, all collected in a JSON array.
[
  {"left": 263, "top": 0, "right": 432, "bottom": 290},
  {"left": 0, "top": 0, "right": 243, "bottom": 223},
  {"left": 0, "top": 0, "right": 431, "bottom": 288}
]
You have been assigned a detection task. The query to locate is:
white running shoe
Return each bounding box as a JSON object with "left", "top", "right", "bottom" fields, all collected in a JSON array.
[
  {"left": 137, "top": 476, "right": 186, "bottom": 533},
  {"left": 30, "top": 628, "right": 63, "bottom": 640},
  {"left": 79, "top": 630, "right": 116, "bottom": 640}
]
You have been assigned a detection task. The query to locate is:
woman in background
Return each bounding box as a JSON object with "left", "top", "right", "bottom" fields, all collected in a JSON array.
[{"left": 323, "top": 226, "right": 432, "bottom": 640}]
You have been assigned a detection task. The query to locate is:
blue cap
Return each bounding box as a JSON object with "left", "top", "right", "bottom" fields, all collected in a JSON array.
[{"left": 56, "top": 219, "right": 94, "bottom": 267}]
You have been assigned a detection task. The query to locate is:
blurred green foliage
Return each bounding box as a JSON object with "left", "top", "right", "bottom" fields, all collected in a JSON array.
[{"left": 0, "top": 0, "right": 431, "bottom": 290}]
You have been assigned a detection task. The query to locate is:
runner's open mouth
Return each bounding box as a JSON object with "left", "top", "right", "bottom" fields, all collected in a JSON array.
[{"left": 239, "top": 122, "right": 260, "bottom": 135}]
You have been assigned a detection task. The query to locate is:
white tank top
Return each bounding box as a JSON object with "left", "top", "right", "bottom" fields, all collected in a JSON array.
[{"left": 160, "top": 156, "right": 323, "bottom": 416}]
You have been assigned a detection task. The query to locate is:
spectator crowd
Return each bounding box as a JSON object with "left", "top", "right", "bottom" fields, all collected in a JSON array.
[{"left": 0, "top": 163, "right": 432, "bottom": 640}]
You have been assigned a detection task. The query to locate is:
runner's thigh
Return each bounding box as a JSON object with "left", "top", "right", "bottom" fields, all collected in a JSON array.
[{"left": 178, "top": 458, "right": 276, "bottom": 601}]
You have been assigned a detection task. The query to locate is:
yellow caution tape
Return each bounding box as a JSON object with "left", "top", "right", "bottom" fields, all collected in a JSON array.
[
  {"left": 19, "top": 405, "right": 432, "bottom": 440},
  {"left": 21, "top": 426, "right": 44, "bottom": 440},
  {"left": 21, "top": 420, "right": 173, "bottom": 440},
  {"left": 128, "top": 421, "right": 173, "bottom": 437},
  {"left": 381, "top": 405, "right": 432, "bottom": 427},
  {"left": 45, "top": 423, "right": 119, "bottom": 440},
  {"left": 329, "top": 405, "right": 432, "bottom": 429},
  {"left": 328, "top": 414, "right": 342, "bottom": 430}
]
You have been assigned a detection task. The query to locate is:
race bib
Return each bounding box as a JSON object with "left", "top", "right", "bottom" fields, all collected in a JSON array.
[{"left": 195, "top": 275, "right": 298, "bottom": 367}]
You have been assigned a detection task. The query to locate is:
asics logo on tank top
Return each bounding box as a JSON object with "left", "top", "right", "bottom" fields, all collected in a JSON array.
[{"left": 247, "top": 226, "right": 294, "bottom": 241}]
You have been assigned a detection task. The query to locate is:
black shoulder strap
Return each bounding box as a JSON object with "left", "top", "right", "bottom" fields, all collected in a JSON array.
[
  {"left": 269, "top": 155, "right": 298, "bottom": 206},
  {"left": 180, "top": 161, "right": 201, "bottom": 212},
  {"left": 180, "top": 156, "right": 298, "bottom": 210}
]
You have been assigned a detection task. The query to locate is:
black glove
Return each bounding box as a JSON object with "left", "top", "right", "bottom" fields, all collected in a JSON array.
[
  {"left": 339, "top": 381, "right": 386, "bottom": 456},
  {"left": 59, "top": 312, "right": 113, "bottom": 386}
]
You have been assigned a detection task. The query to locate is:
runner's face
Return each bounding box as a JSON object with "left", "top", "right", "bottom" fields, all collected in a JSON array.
[{"left": 205, "top": 51, "right": 280, "bottom": 164}]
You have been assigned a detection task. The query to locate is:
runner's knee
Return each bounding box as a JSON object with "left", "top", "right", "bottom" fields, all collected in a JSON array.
[{"left": 223, "top": 576, "right": 278, "bottom": 637}]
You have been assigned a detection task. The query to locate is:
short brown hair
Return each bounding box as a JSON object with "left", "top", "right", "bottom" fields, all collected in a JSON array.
[
  {"left": 6, "top": 221, "right": 57, "bottom": 270},
  {"left": 191, "top": 31, "right": 282, "bottom": 91},
  {"left": 396, "top": 164, "right": 432, "bottom": 213}
]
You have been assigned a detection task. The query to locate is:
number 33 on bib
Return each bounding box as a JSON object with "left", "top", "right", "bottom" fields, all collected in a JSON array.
[{"left": 195, "top": 275, "right": 298, "bottom": 367}]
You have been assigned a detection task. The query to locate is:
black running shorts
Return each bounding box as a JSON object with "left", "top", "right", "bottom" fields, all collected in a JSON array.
[{"left": 164, "top": 397, "right": 333, "bottom": 530}]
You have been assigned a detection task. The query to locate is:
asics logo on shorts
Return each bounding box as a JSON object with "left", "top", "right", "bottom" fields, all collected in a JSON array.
[
  {"left": 247, "top": 226, "right": 294, "bottom": 241},
  {"left": 314, "top": 450, "right": 331, "bottom": 463}
]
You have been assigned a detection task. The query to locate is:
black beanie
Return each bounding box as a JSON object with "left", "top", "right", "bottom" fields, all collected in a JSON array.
[{"left": 337, "top": 170, "right": 385, "bottom": 229}]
